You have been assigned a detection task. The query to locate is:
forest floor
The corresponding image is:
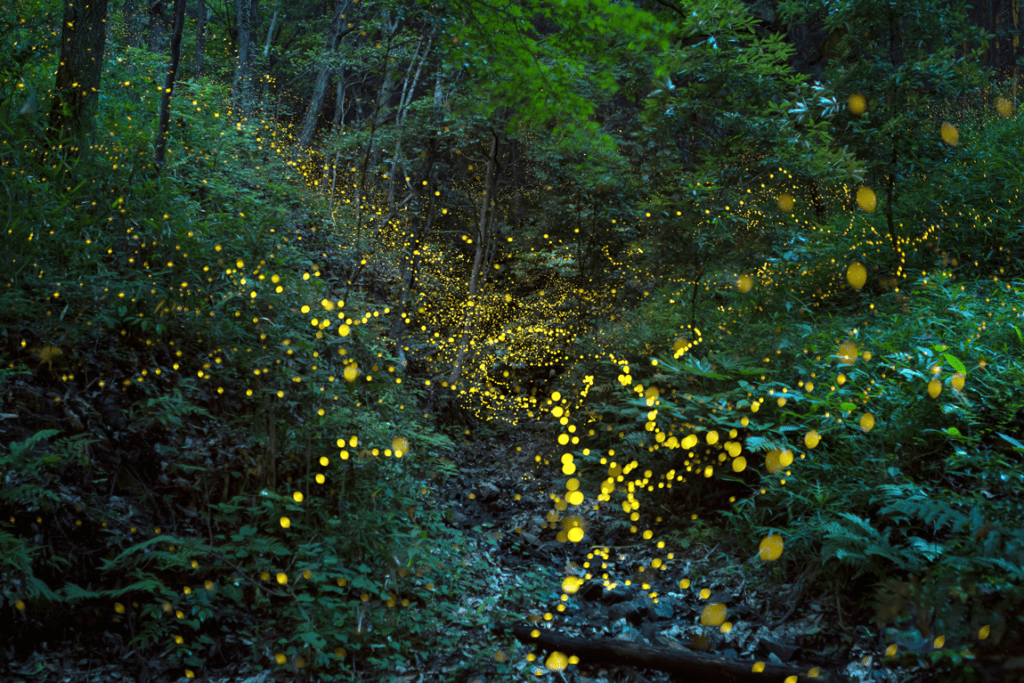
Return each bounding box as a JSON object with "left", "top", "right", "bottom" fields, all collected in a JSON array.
[
  {"left": 418, "top": 430, "right": 917, "bottom": 683},
  {"left": 4, "top": 416, "right": 926, "bottom": 683}
]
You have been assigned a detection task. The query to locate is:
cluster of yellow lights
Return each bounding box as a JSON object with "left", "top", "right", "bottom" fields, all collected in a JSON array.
[
  {"left": 522, "top": 92, "right": 1022, "bottom": 677},
  {"left": 6, "top": 10, "right": 1021, "bottom": 671}
]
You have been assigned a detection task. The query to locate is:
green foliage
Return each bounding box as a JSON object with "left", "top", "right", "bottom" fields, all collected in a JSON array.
[
  {"left": 0, "top": 430, "right": 67, "bottom": 606},
  {"left": 435, "top": 0, "right": 671, "bottom": 154},
  {"left": 99, "top": 474, "right": 484, "bottom": 675},
  {"left": 0, "top": 23, "right": 497, "bottom": 678},
  {"left": 555, "top": 206, "right": 1024, "bottom": 677},
  {"left": 5, "top": 0, "right": 1024, "bottom": 676}
]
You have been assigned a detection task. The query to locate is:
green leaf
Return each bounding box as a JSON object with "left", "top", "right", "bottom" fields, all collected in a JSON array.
[
  {"left": 942, "top": 353, "right": 967, "bottom": 375},
  {"left": 997, "top": 432, "right": 1024, "bottom": 451}
]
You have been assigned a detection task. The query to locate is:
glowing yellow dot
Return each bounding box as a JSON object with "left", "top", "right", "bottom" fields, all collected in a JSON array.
[
  {"left": 846, "top": 262, "right": 867, "bottom": 290},
  {"left": 996, "top": 96, "right": 1013, "bottom": 118},
  {"left": 545, "top": 651, "right": 569, "bottom": 671},
  {"left": 952, "top": 372, "right": 965, "bottom": 392},
  {"left": 856, "top": 186, "right": 876, "bottom": 213},
  {"left": 940, "top": 122, "right": 959, "bottom": 146},
  {"left": 758, "top": 534, "right": 783, "bottom": 561},
  {"left": 700, "top": 603, "right": 727, "bottom": 626},
  {"left": 848, "top": 93, "right": 866, "bottom": 115}
]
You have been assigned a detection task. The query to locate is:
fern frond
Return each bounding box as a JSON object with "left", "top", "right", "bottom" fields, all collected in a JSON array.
[
  {"left": 63, "top": 582, "right": 103, "bottom": 601},
  {"left": 744, "top": 435, "right": 789, "bottom": 453}
]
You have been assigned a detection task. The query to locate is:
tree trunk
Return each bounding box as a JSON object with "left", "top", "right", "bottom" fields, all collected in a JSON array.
[
  {"left": 388, "top": 147, "right": 436, "bottom": 343},
  {"left": 329, "top": 150, "right": 341, "bottom": 209},
  {"left": 232, "top": 0, "right": 259, "bottom": 115},
  {"left": 49, "top": 0, "right": 109, "bottom": 150},
  {"left": 194, "top": 0, "right": 211, "bottom": 77},
  {"left": 298, "top": 0, "right": 351, "bottom": 149},
  {"left": 155, "top": 0, "right": 187, "bottom": 171},
  {"left": 885, "top": 167, "right": 901, "bottom": 276},
  {"left": 448, "top": 132, "right": 501, "bottom": 387},
  {"left": 123, "top": 0, "right": 144, "bottom": 48},
  {"left": 366, "top": 11, "right": 401, "bottom": 171},
  {"left": 263, "top": 8, "right": 276, "bottom": 56},
  {"left": 512, "top": 139, "right": 524, "bottom": 231},
  {"left": 147, "top": 0, "right": 173, "bottom": 54},
  {"left": 388, "top": 72, "right": 443, "bottom": 344},
  {"left": 331, "top": 68, "right": 346, "bottom": 128}
]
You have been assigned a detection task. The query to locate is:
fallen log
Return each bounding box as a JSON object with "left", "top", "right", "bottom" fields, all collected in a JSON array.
[{"left": 494, "top": 622, "right": 836, "bottom": 682}]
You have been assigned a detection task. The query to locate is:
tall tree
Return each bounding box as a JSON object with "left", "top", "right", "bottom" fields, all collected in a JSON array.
[
  {"left": 387, "top": 68, "right": 446, "bottom": 346},
  {"left": 147, "top": 0, "right": 175, "bottom": 53},
  {"left": 122, "top": 0, "right": 144, "bottom": 48},
  {"left": 781, "top": 0, "right": 992, "bottom": 273},
  {"left": 49, "top": 0, "right": 110, "bottom": 149},
  {"left": 232, "top": 0, "right": 259, "bottom": 114},
  {"left": 194, "top": 0, "right": 212, "bottom": 77},
  {"left": 619, "top": 0, "right": 863, "bottom": 326},
  {"left": 297, "top": 0, "right": 354, "bottom": 149},
  {"left": 447, "top": 130, "right": 502, "bottom": 387},
  {"left": 155, "top": 0, "right": 188, "bottom": 171}
]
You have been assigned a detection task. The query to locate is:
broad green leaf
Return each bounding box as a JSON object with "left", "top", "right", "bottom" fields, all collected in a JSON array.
[{"left": 942, "top": 353, "right": 967, "bottom": 375}]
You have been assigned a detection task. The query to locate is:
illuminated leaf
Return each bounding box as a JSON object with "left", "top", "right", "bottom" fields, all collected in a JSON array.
[{"left": 942, "top": 353, "right": 967, "bottom": 375}]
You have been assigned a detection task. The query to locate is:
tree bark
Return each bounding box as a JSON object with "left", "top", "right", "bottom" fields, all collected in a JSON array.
[
  {"left": 123, "top": 0, "right": 144, "bottom": 48},
  {"left": 49, "top": 0, "right": 109, "bottom": 150},
  {"left": 388, "top": 70, "right": 444, "bottom": 343},
  {"left": 331, "top": 67, "right": 347, "bottom": 128},
  {"left": 263, "top": 8, "right": 276, "bottom": 56},
  {"left": 388, "top": 145, "right": 436, "bottom": 344},
  {"left": 448, "top": 131, "right": 501, "bottom": 387},
  {"left": 194, "top": 0, "right": 211, "bottom": 77},
  {"left": 155, "top": 0, "right": 187, "bottom": 171},
  {"left": 147, "top": 0, "right": 173, "bottom": 54},
  {"left": 496, "top": 623, "right": 835, "bottom": 683},
  {"left": 232, "top": 0, "right": 259, "bottom": 115},
  {"left": 297, "top": 0, "right": 352, "bottom": 149}
]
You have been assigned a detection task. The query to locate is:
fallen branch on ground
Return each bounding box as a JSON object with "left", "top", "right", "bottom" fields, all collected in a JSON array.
[{"left": 493, "top": 622, "right": 836, "bottom": 683}]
